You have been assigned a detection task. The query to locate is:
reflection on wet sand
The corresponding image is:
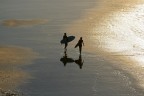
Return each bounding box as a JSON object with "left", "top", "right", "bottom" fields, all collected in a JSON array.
[
  {"left": 60, "top": 50, "right": 84, "bottom": 69},
  {"left": 60, "top": 50, "right": 74, "bottom": 66},
  {"left": 75, "top": 54, "right": 84, "bottom": 69},
  {"left": 2, "top": 19, "right": 48, "bottom": 27},
  {"left": 0, "top": 46, "right": 37, "bottom": 95}
]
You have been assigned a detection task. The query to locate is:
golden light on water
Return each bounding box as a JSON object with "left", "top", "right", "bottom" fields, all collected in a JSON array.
[
  {"left": 67, "top": 0, "right": 144, "bottom": 89},
  {"left": 92, "top": 4, "right": 144, "bottom": 66},
  {"left": 66, "top": 0, "right": 144, "bottom": 52},
  {"left": 91, "top": 4, "right": 144, "bottom": 88}
]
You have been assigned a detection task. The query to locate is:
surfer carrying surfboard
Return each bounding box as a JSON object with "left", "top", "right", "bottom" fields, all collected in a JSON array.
[
  {"left": 75, "top": 37, "right": 84, "bottom": 54},
  {"left": 63, "top": 33, "right": 68, "bottom": 49},
  {"left": 61, "top": 33, "right": 75, "bottom": 49}
]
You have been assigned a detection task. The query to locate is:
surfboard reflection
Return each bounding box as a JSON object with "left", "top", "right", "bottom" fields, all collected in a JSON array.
[
  {"left": 60, "top": 50, "right": 74, "bottom": 66},
  {"left": 60, "top": 50, "right": 84, "bottom": 69}
]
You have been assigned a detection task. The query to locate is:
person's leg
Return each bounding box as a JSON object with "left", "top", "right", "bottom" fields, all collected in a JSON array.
[
  {"left": 79, "top": 46, "right": 82, "bottom": 54},
  {"left": 64, "top": 42, "right": 67, "bottom": 49},
  {"left": 65, "top": 43, "right": 68, "bottom": 49}
]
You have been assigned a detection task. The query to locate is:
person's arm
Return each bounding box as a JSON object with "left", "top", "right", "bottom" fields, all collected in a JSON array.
[{"left": 83, "top": 40, "right": 84, "bottom": 46}]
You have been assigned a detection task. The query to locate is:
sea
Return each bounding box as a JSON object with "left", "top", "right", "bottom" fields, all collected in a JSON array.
[{"left": 0, "top": 0, "right": 144, "bottom": 96}]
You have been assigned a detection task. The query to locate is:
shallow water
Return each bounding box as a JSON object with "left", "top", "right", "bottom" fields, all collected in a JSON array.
[{"left": 0, "top": 0, "right": 144, "bottom": 96}]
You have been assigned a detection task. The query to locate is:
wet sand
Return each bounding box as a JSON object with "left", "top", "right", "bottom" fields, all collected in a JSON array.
[
  {"left": 0, "top": 46, "right": 38, "bottom": 65},
  {"left": 67, "top": 0, "right": 144, "bottom": 93},
  {"left": 0, "top": 46, "right": 37, "bottom": 95},
  {"left": 0, "top": 0, "right": 144, "bottom": 96},
  {"left": 2, "top": 19, "right": 48, "bottom": 27}
]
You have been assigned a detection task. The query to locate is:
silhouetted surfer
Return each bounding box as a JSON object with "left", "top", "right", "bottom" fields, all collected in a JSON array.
[
  {"left": 63, "top": 33, "right": 68, "bottom": 49},
  {"left": 75, "top": 37, "right": 84, "bottom": 54},
  {"left": 75, "top": 54, "right": 84, "bottom": 69}
]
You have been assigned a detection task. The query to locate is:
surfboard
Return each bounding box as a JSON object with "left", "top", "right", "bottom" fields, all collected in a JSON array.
[
  {"left": 60, "top": 58, "right": 74, "bottom": 63},
  {"left": 75, "top": 42, "right": 79, "bottom": 48},
  {"left": 60, "top": 36, "right": 75, "bottom": 44}
]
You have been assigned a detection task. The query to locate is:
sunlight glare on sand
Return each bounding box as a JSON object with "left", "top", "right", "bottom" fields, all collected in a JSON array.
[
  {"left": 91, "top": 4, "right": 144, "bottom": 88},
  {"left": 67, "top": 0, "right": 144, "bottom": 89},
  {"left": 93, "top": 4, "right": 144, "bottom": 67}
]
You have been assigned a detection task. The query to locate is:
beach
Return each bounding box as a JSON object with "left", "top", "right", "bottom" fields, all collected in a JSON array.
[{"left": 0, "top": 0, "right": 144, "bottom": 96}]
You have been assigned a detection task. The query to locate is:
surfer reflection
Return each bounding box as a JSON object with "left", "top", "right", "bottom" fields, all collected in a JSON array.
[
  {"left": 74, "top": 54, "right": 84, "bottom": 69},
  {"left": 60, "top": 50, "right": 74, "bottom": 66},
  {"left": 63, "top": 33, "right": 68, "bottom": 49}
]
